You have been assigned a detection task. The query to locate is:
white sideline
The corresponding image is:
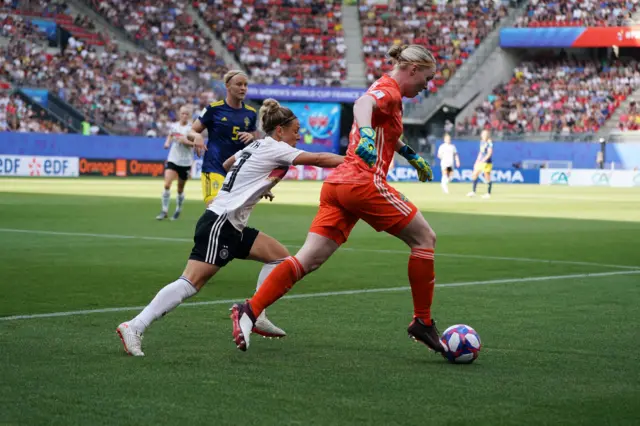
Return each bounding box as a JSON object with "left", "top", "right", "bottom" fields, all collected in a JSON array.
[
  {"left": 1, "top": 269, "right": 639, "bottom": 322},
  {"left": 1, "top": 227, "right": 639, "bottom": 271}
]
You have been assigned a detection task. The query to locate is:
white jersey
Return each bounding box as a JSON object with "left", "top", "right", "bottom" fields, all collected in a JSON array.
[
  {"left": 166, "top": 122, "right": 194, "bottom": 167},
  {"left": 438, "top": 143, "right": 458, "bottom": 168},
  {"left": 210, "top": 137, "right": 303, "bottom": 231}
]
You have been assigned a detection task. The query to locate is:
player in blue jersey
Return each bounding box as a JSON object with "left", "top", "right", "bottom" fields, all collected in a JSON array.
[
  {"left": 467, "top": 130, "right": 494, "bottom": 199},
  {"left": 192, "top": 72, "right": 259, "bottom": 205},
  {"left": 185, "top": 70, "right": 290, "bottom": 338}
]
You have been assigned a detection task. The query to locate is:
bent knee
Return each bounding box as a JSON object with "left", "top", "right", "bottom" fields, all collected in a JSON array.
[
  {"left": 297, "top": 254, "right": 327, "bottom": 274},
  {"left": 273, "top": 243, "right": 290, "bottom": 259},
  {"left": 414, "top": 226, "right": 436, "bottom": 249}
]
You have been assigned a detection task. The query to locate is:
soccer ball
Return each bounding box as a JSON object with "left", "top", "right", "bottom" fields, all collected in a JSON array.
[{"left": 440, "top": 324, "right": 481, "bottom": 364}]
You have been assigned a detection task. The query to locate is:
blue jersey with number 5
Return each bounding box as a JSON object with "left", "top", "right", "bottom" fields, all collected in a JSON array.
[{"left": 197, "top": 100, "right": 257, "bottom": 174}]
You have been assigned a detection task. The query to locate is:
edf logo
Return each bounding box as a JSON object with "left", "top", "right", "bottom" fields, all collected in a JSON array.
[
  {"left": 0, "top": 157, "right": 21, "bottom": 174},
  {"left": 0, "top": 155, "right": 77, "bottom": 177},
  {"left": 36, "top": 158, "right": 70, "bottom": 176}
]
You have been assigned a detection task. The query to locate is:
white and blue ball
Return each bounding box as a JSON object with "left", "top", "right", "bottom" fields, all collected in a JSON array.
[{"left": 440, "top": 324, "right": 481, "bottom": 364}]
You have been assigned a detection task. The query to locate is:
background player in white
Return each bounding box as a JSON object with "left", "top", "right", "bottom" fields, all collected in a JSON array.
[
  {"left": 116, "top": 99, "right": 343, "bottom": 356},
  {"left": 157, "top": 106, "right": 195, "bottom": 221},
  {"left": 437, "top": 133, "right": 459, "bottom": 194}
]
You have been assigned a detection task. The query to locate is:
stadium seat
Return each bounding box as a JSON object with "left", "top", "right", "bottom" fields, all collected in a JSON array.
[
  {"left": 194, "top": 0, "right": 346, "bottom": 87},
  {"left": 459, "top": 59, "right": 640, "bottom": 137}
]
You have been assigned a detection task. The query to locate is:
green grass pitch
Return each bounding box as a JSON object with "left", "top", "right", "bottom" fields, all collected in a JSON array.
[{"left": 1, "top": 178, "right": 639, "bottom": 426}]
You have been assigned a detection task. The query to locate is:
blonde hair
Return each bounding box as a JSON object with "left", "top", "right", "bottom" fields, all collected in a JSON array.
[
  {"left": 387, "top": 44, "right": 436, "bottom": 70},
  {"left": 223, "top": 70, "right": 248, "bottom": 85},
  {"left": 259, "top": 98, "right": 297, "bottom": 134}
]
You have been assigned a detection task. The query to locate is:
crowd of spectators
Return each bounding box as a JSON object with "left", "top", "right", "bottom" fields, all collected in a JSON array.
[
  {"left": 515, "top": 0, "right": 637, "bottom": 27},
  {"left": 195, "top": 0, "right": 346, "bottom": 86},
  {"left": 359, "top": 0, "right": 508, "bottom": 88},
  {"left": 618, "top": 100, "right": 640, "bottom": 130},
  {"left": 1, "top": 13, "right": 47, "bottom": 40},
  {"left": 457, "top": 59, "right": 640, "bottom": 137},
  {"left": 0, "top": 92, "right": 67, "bottom": 133},
  {"left": 1, "top": 25, "right": 218, "bottom": 135},
  {"left": 89, "top": 0, "right": 227, "bottom": 82},
  {"left": 2, "top": 0, "right": 71, "bottom": 16}
]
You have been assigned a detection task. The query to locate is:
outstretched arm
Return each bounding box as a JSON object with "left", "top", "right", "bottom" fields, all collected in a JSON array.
[{"left": 293, "top": 152, "right": 344, "bottom": 168}]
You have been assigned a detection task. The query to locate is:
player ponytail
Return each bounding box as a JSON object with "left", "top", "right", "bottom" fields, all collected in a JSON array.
[
  {"left": 388, "top": 44, "right": 436, "bottom": 71},
  {"left": 259, "top": 98, "right": 297, "bottom": 134}
]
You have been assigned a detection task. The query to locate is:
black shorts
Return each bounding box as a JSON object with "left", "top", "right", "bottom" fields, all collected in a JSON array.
[
  {"left": 166, "top": 162, "right": 191, "bottom": 181},
  {"left": 189, "top": 210, "right": 260, "bottom": 267}
]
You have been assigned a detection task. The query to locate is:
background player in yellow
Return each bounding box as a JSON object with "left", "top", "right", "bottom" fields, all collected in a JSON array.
[{"left": 467, "top": 129, "right": 494, "bottom": 199}]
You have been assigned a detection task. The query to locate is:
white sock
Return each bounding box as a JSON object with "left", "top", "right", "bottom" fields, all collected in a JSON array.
[
  {"left": 256, "top": 260, "right": 283, "bottom": 291},
  {"left": 176, "top": 192, "right": 185, "bottom": 212},
  {"left": 130, "top": 277, "right": 197, "bottom": 333},
  {"left": 441, "top": 175, "right": 449, "bottom": 192},
  {"left": 161, "top": 189, "right": 170, "bottom": 213}
]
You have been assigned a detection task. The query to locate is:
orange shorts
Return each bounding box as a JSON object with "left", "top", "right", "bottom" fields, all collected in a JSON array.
[{"left": 309, "top": 180, "right": 418, "bottom": 245}]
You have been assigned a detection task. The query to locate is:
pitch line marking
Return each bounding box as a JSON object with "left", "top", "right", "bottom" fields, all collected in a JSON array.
[
  {"left": 1, "top": 269, "right": 639, "bottom": 322},
  {"left": 1, "top": 228, "right": 639, "bottom": 271}
]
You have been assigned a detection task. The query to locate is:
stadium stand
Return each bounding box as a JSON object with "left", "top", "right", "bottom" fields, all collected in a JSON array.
[
  {"left": 0, "top": 91, "right": 67, "bottom": 133},
  {"left": 459, "top": 59, "right": 640, "bottom": 138},
  {"left": 194, "top": 0, "right": 346, "bottom": 86},
  {"left": 87, "top": 0, "right": 227, "bottom": 82},
  {"left": 359, "top": 0, "right": 508, "bottom": 88},
  {"left": 1, "top": 13, "right": 47, "bottom": 40},
  {"left": 0, "top": 25, "right": 218, "bottom": 135},
  {"left": 2, "top": 0, "right": 109, "bottom": 46},
  {"left": 618, "top": 101, "right": 640, "bottom": 130},
  {"left": 515, "top": 0, "right": 637, "bottom": 27}
]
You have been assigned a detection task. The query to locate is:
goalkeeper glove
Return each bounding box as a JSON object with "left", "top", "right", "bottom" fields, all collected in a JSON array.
[
  {"left": 399, "top": 145, "right": 433, "bottom": 182},
  {"left": 355, "top": 126, "right": 377, "bottom": 168}
]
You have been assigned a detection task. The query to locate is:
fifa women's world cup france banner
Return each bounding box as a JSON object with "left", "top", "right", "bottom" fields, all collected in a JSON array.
[
  {"left": 500, "top": 27, "right": 640, "bottom": 48},
  {"left": 281, "top": 102, "right": 342, "bottom": 154}
]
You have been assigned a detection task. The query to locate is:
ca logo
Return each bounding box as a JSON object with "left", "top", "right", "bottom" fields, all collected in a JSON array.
[
  {"left": 551, "top": 171, "right": 569, "bottom": 185},
  {"left": 591, "top": 172, "right": 610, "bottom": 186}
]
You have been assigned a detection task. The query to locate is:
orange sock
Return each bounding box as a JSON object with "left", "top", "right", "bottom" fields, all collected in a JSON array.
[
  {"left": 249, "top": 256, "right": 305, "bottom": 317},
  {"left": 408, "top": 248, "right": 435, "bottom": 323}
]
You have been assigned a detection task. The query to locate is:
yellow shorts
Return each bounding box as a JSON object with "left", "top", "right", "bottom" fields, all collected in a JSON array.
[
  {"left": 474, "top": 163, "right": 493, "bottom": 173},
  {"left": 201, "top": 172, "right": 225, "bottom": 204}
]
